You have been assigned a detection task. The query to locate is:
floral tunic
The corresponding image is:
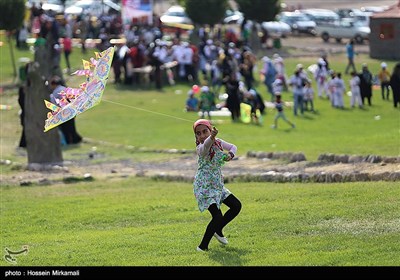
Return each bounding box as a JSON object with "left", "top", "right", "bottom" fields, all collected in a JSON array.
[{"left": 193, "top": 136, "right": 237, "bottom": 212}]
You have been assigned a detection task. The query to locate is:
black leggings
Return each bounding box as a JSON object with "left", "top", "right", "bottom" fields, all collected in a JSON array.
[{"left": 198, "top": 194, "right": 242, "bottom": 250}]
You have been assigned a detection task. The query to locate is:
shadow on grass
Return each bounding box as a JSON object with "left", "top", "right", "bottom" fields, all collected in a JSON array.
[
  {"left": 295, "top": 114, "right": 314, "bottom": 120},
  {"left": 282, "top": 128, "right": 296, "bottom": 133},
  {"left": 61, "top": 143, "right": 83, "bottom": 151},
  {"left": 207, "top": 246, "right": 250, "bottom": 266}
]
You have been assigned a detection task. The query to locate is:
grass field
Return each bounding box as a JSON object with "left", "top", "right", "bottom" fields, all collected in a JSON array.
[
  {"left": 1, "top": 32, "right": 399, "bottom": 267},
  {"left": 1, "top": 178, "right": 400, "bottom": 266},
  {"left": 1, "top": 34, "right": 399, "bottom": 163}
]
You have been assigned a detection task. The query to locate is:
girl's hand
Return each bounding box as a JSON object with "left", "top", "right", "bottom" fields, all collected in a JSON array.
[
  {"left": 223, "top": 152, "right": 235, "bottom": 162},
  {"left": 211, "top": 126, "right": 218, "bottom": 140}
]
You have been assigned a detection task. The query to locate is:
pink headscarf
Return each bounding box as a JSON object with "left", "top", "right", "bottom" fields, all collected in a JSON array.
[{"left": 193, "top": 119, "right": 212, "bottom": 133}]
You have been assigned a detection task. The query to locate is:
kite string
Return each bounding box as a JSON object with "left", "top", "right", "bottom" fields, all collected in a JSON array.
[{"left": 102, "top": 99, "right": 193, "bottom": 123}]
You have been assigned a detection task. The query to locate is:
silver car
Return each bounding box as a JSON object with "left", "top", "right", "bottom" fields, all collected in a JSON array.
[
  {"left": 160, "top": 5, "right": 192, "bottom": 25},
  {"left": 277, "top": 11, "right": 316, "bottom": 36},
  {"left": 64, "top": 0, "right": 121, "bottom": 17},
  {"left": 261, "top": 21, "right": 291, "bottom": 38}
]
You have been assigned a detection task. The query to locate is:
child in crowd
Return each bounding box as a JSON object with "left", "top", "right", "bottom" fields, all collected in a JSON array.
[
  {"left": 334, "top": 72, "right": 346, "bottom": 109},
  {"left": 199, "top": 86, "right": 215, "bottom": 119},
  {"left": 327, "top": 71, "right": 337, "bottom": 106},
  {"left": 314, "top": 58, "right": 329, "bottom": 98},
  {"left": 272, "top": 93, "right": 295, "bottom": 129},
  {"left": 303, "top": 80, "right": 315, "bottom": 112},
  {"left": 193, "top": 119, "right": 242, "bottom": 252},
  {"left": 185, "top": 90, "right": 199, "bottom": 112},
  {"left": 378, "top": 62, "right": 391, "bottom": 100},
  {"left": 349, "top": 71, "right": 363, "bottom": 108},
  {"left": 272, "top": 77, "right": 284, "bottom": 97}
]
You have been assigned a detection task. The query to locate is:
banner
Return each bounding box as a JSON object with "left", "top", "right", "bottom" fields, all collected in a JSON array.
[{"left": 122, "top": 0, "right": 153, "bottom": 25}]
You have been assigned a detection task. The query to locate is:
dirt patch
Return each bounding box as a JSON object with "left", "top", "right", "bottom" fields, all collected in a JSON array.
[{"left": 2, "top": 152, "right": 399, "bottom": 186}]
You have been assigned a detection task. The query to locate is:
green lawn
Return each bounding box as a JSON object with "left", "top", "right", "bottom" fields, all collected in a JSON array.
[
  {"left": 1, "top": 38, "right": 399, "bottom": 163},
  {"left": 1, "top": 178, "right": 399, "bottom": 266}
]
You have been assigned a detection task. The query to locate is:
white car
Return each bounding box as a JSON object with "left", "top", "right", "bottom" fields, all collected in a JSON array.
[
  {"left": 64, "top": 0, "right": 121, "bottom": 17},
  {"left": 26, "top": 0, "right": 66, "bottom": 15},
  {"left": 315, "top": 19, "right": 370, "bottom": 44},
  {"left": 223, "top": 9, "right": 244, "bottom": 24},
  {"left": 261, "top": 21, "right": 291, "bottom": 38},
  {"left": 160, "top": 5, "right": 192, "bottom": 25},
  {"left": 42, "top": 0, "right": 64, "bottom": 14},
  {"left": 277, "top": 11, "right": 316, "bottom": 35},
  {"left": 300, "top": 9, "right": 340, "bottom": 25}
]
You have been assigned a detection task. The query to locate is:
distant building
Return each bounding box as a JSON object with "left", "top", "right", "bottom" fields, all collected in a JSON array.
[{"left": 369, "top": 1, "right": 400, "bottom": 59}]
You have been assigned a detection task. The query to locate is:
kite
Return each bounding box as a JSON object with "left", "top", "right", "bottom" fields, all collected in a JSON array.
[{"left": 43, "top": 46, "right": 115, "bottom": 132}]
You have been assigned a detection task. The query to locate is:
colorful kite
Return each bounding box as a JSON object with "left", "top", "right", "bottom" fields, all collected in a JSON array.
[{"left": 44, "top": 46, "right": 115, "bottom": 132}]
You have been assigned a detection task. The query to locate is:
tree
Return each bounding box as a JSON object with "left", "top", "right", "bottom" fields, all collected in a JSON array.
[
  {"left": 185, "top": 0, "right": 227, "bottom": 26},
  {"left": 0, "top": 0, "right": 25, "bottom": 79},
  {"left": 0, "top": 1, "right": 63, "bottom": 169},
  {"left": 235, "top": 0, "right": 280, "bottom": 23},
  {"left": 236, "top": 0, "right": 280, "bottom": 53},
  {"left": 25, "top": 16, "right": 64, "bottom": 168}
]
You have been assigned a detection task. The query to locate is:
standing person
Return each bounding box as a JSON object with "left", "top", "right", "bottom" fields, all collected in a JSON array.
[
  {"left": 18, "top": 85, "right": 27, "bottom": 148},
  {"left": 272, "top": 77, "right": 284, "bottom": 96},
  {"left": 359, "top": 63, "right": 373, "bottom": 106},
  {"left": 151, "top": 40, "right": 168, "bottom": 90},
  {"left": 288, "top": 68, "right": 305, "bottom": 116},
  {"left": 327, "top": 70, "right": 337, "bottom": 106},
  {"left": 303, "top": 80, "right": 315, "bottom": 112},
  {"left": 334, "top": 72, "right": 346, "bottom": 109},
  {"left": 192, "top": 119, "right": 242, "bottom": 252},
  {"left": 314, "top": 58, "right": 329, "bottom": 98},
  {"left": 63, "top": 36, "right": 72, "bottom": 74},
  {"left": 345, "top": 39, "right": 357, "bottom": 75},
  {"left": 378, "top": 62, "right": 391, "bottom": 100},
  {"left": 77, "top": 15, "right": 89, "bottom": 53},
  {"left": 321, "top": 52, "right": 330, "bottom": 71},
  {"left": 239, "top": 49, "right": 256, "bottom": 90},
  {"left": 271, "top": 93, "right": 295, "bottom": 129},
  {"left": 111, "top": 44, "right": 123, "bottom": 84},
  {"left": 272, "top": 53, "right": 287, "bottom": 91},
  {"left": 349, "top": 71, "right": 363, "bottom": 108},
  {"left": 199, "top": 86, "right": 215, "bottom": 120},
  {"left": 224, "top": 72, "right": 241, "bottom": 122},
  {"left": 17, "top": 24, "right": 29, "bottom": 49},
  {"left": 17, "top": 62, "right": 31, "bottom": 148},
  {"left": 260, "top": 56, "right": 277, "bottom": 102},
  {"left": 210, "top": 60, "right": 222, "bottom": 94},
  {"left": 390, "top": 62, "right": 400, "bottom": 108}
]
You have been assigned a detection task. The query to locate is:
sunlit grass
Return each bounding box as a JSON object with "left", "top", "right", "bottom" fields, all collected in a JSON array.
[{"left": 1, "top": 178, "right": 399, "bottom": 266}]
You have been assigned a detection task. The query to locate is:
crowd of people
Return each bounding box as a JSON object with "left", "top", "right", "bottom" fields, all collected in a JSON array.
[
  {"left": 17, "top": 3, "right": 400, "bottom": 140},
  {"left": 180, "top": 38, "right": 400, "bottom": 126}
]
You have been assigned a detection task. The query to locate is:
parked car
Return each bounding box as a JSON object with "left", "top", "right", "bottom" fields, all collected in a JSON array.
[
  {"left": 335, "top": 8, "right": 371, "bottom": 26},
  {"left": 64, "top": 0, "right": 121, "bottom": 17},
  {"left": 42, "top": 0, "right": 64, "bottom": 15},
  {"left": 26, "top": 0, "right": 66, "bottom": 15},
  {"left": 160, "top": 5, "right": 192, "bottom": 25},
  {"left": 300, "top": 9, "right": 340, "bottom": 25},
  {"left": 360, "top": 6, "right": 389, "bottom": 13},
  {"left": 315, "top": 19, "right": 370, "bottom": 44},
  {"left": 223, "top": 9, "right": 244, "bottom": 24},
  {"left": 222, "top": 11, "right": 291, "bottom": 38},
  {"left": 277, "top": 11, "right": 316, "bottom": 35},
  {"left": 261, "top": 21, "right": 291, "bottom": 38}
]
